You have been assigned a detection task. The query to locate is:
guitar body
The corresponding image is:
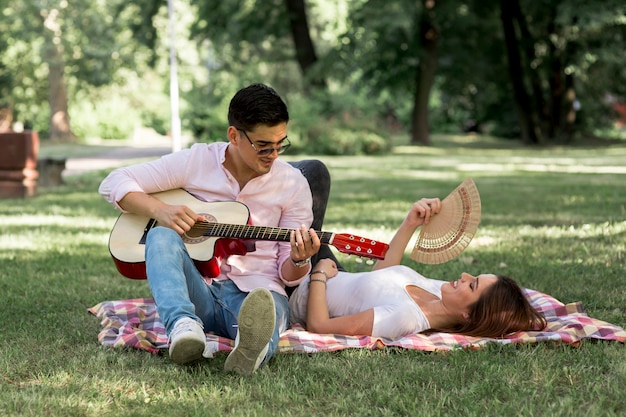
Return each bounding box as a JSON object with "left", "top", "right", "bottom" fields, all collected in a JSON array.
[
  {"left": 109, "top": 189, "right": 251, "bottom": 279},
  {"left": 108, "top": 189, "right": 389, "bottom": 279}
]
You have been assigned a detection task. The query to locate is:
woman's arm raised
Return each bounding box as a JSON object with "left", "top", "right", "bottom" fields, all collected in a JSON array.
[{"left": 372, "top": 198, "right": 441, "bottom": 271}]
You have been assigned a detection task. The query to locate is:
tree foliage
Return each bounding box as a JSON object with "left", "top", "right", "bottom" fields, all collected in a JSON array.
[
  {"left": 0, "top": 0, "right": 153, "bottom": 141},
  {"left": 486, "top": 0, "right": 626, "bottom": 142},
  {"left": 0, "top": 0, "right": 624, "bottom": 146}
]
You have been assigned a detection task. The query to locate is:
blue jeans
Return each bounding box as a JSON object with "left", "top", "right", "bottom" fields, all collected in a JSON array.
[{"left": 145, "top": 226, "right": 289, "bottom": 366}]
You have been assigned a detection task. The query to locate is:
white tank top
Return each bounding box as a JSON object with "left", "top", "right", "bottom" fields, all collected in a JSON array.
[{"left": 289, "top": 265, "right": 446, "bottom": 339}]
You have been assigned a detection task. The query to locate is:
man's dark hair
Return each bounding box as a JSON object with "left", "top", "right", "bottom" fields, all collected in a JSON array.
[{"left": 228, "top": 83, "right": 289, "bottom": 131}]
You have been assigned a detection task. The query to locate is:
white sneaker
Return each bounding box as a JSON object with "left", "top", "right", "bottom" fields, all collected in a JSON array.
[
  {"left": 168, "top": 317, "right": 206, "bottom": 365},
  {"left": 224, "top": 288, "right": 276, "bottom": 375}
]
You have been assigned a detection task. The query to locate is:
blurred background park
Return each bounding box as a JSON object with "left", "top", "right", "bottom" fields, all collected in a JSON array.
[{"left": 1, "top": 0, "right": 625, "bottom": 152}]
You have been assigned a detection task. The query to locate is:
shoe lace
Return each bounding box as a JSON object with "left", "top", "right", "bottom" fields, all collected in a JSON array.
[{"left": 171, "top": 318, "right": 203, "bottom": 338}]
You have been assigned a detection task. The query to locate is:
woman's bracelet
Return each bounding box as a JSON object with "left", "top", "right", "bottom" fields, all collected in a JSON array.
[
  {"left": 310, "top": 270, "right": 328, "bottom": 279},
  {"left": 308, "top": 278, "right": 327, "bottom": 287},
  {"left": 308, "top": 270, "right": 328, "bottom": 288}
]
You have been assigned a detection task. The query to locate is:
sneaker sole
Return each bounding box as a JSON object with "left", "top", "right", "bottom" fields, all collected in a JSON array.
[
  {"left": 169, "top": 336, "right": 206, "bottom": 365},
  {"left": 224, "top": 288, "right": 276, "bottom": 375}
]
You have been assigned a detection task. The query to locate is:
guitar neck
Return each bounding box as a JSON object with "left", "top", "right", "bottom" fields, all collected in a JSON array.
[{"left": 198, "top": 222, "right": 335, "bottom": 244}]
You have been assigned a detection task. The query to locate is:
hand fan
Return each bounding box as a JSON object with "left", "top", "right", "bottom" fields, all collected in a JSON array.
[{"left": 410, "top": 178, "right": 481, "bottom": 264}]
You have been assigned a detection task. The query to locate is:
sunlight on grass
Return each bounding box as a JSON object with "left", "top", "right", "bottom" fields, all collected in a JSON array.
[
  {"left": 0, "top": 234, "right": 38, "bottom": 250},
  {"left": 388, "top": 169, "right": 461, "bottom": 180},
  {"left": 457, "top": 162, "right": 626, "bottom": 174},
  {"left": 0, "top": 214, "right": 111, "bottom": 253},
  {"left": 1, "top": 214, "right": 112, "bottom": 228},
  {"left": 517, "top": 221, "right": 626, "bottom": 240},
  {"left": 0, "top": 232, "right": 108, "bottom": 254},
  {"left": 395, "top": 134, "right": 525, "bottom": 150},
  {"left": 394, "top": 146, "right": 451, "bottom": 155},
  {"left": 468, "top": 235, "right": 500, "bottom": 248},
  {"left": 2, "top": 137, "right": 626, "bottom": 416}
]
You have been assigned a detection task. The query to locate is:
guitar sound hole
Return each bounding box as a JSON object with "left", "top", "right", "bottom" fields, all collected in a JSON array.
[
  {"left": 182, "top": 213, "right": 216, "bottom": 243},
  {"left": 185, "top": 225, "right": 205, "bottom": 238}
]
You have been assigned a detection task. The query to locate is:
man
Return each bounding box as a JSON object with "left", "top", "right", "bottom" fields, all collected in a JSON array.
[{"left": 99, "top": 84, "right": 321, "bottom": 374}]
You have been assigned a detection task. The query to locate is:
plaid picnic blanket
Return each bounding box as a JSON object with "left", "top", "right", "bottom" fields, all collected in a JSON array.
[{"left": 88, "top": 289, "right": 626, "bottom": 356}]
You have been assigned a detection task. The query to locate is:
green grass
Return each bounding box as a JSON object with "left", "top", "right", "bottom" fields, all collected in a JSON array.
[{"left": 2, "top": 134, "right": 626, "bottom": 416}]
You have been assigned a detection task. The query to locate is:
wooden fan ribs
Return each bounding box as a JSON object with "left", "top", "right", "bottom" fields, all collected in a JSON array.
[
  {"left": 411, "top": 179, "right": 481, "bottom": 264},
  {"left": 419, "top": 187, "right": 471, "bottom": 251}
]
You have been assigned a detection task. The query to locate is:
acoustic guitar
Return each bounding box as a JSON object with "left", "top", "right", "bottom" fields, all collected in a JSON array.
[{"left": 108, "top": 189, "right": 389, "bottom": 279}]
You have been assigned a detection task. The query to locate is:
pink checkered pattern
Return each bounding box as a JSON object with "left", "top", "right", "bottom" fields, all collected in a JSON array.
[{"left": 88, "top": 289, "right": 625, "bottom": 356}]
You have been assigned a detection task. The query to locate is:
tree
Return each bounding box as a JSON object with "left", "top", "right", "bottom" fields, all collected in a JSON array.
[
  {"left": 329, "top": 0, "right": 450, "bottom": 145},
  {"left": 410, "top": 0, "right": 440, "bottom": 145},
  {"left": 191, "top": 0, "right": 327, "bottom": 93},
  {"left": 40, "top": 5, "right": 74, "bottom": 141},
  {"left": 500, "top": 0, "right": 541, "bottom": 143},
  {"left": 284, "top": 0, "right": 327, "bottom": 92},
  {"left": 498, "top": 0, "right": 626, "bottom": 143},
  {"left": 0, "top": 0, "right": 149, "bottom": 141}
]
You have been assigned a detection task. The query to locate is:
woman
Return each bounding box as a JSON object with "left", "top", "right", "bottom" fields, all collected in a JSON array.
[{"left": 289, "top": 198, "right": 546, "bottom": 339}]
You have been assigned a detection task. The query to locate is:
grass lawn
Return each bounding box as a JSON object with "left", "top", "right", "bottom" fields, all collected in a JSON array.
[{"left": 1, "top": 134, "right": 625, "bottom": 416}]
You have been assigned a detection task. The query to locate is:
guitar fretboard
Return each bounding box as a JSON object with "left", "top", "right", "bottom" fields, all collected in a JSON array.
[{"left": 197, "top": 222, "right": 335, "bottom": 244}]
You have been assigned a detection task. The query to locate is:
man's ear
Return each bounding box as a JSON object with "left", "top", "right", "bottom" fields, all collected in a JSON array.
[{"left": 227, "top": 126, "right": 239, "bottom": 144}]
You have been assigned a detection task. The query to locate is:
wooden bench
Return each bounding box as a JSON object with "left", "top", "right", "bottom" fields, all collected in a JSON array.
[{"left": 0, "top": 131, "right": 39, "bottom": 198}]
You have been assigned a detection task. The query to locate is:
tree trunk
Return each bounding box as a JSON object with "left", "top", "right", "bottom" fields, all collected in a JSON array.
[
  {"left": 46, "top": 46, "right": 74, "bottom": 142},
  {"left": 500, "top": 0, "right": 540, "bottom": 144},
  {"left": 548, "top": 46, "right": 565, "bottom": 139},
  {"left": 546, "top": 2, "right": 564, "bottom": 139},
  {"left": 549, "top": 6, "right": 579, "bottom": 142},
  {"left": 563, "top": 72, "right": 577, "bottom": 141},
  {"left": 562, "top": 31, "right": 579, "bottom": 142},
  {"left": 42, "top": 9, "right": 75, "bottom": 142},
  {"left": 512, "top": 0, "right": 548, "bottom": 135},
  {"left": 0, "top": 102, "right": 13, "bottom": 132},
  {"left": 284, "top": 0, "right": 326, "bottom": 93},
  {"left": 410, "top": 0, "right": 439, "bottom": 146}
]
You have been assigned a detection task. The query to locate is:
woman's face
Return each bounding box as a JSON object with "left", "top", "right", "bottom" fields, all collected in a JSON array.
[{"left": 440, "top": 272, "right": 498, "bottom": 314}]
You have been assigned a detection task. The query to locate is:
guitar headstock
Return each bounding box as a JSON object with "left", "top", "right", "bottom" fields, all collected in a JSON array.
[{"left": 331, "top": 233, "right": 389, "bottom": 261}]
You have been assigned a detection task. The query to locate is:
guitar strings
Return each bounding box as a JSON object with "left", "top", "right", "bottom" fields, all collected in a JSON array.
[{"left": 190, "top": 221, "right": 336, "bottom": 242}]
